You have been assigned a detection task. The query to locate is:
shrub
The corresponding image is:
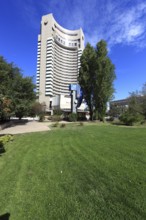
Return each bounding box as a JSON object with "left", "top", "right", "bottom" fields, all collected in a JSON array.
[
  {"left": 119, "top": 111, "right": 144, "bottom": 126},
  {"left": 52, "top": 122, "right": 59, "bottom": 127},
  {"left": 53, "top": 109, "right": 63, "bottom": 116},
  {"left": 68, "top": 113, "right": 77, "bottom": 122},
  {"left": 0, "top": 134, "right": 14, "bottom": 144},
  {"left": 0, "top": 141, "right": 5, "bottom": 153},
  {"left": 60, "top": 123, "right": 66, "bottom": 128},
  {"left": 0, "top": 140, "right": 4, "bottom": 148},
  {"left": 77, "top": 113, "right": 87, "bottom": 121},
  {"left": 51, "top": 115, "right": 61, "bottom": 122},
  {"left": 79, "top": 122, "right": 84, "bottom": 126},
  {"left": 39, "top": 114, "right": 45, "bottom": 122},
  {"left": 0, "top": 135, "right": 14, "bottom": 154}
]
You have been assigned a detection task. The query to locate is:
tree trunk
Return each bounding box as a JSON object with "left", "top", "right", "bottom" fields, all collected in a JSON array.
[{"left": 89, "top": 107, "right": 93, "bottom": 121}]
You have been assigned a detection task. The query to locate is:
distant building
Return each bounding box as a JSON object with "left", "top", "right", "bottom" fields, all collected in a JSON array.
[
  {"left": 110, "top": 95, "right": 145, "bottom": 118},
  {"left": 36, "top": 14, "right": 85, "bottom": 112},
  {"left": 110, "top": 98, "right": 130, "bottom": 109}
]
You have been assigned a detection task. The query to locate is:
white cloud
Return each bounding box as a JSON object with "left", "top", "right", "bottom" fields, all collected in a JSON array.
[
  {"left": 13, "top": 0, "right": 146, "bottom": 49},
  {"left": 90, "top": 1, "right": 146, "bottom": 49}
]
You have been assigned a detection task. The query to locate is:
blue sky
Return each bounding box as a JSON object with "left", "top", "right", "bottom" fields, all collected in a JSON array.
[{"left": 0, "top": 0, "right": 146, "bottom": 100}]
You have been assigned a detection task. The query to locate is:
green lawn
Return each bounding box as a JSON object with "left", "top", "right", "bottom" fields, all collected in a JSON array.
[{"left": 0, "top": 124, "right": 146, "bottom": 220}]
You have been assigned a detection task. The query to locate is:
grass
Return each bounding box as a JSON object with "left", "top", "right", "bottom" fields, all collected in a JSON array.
[{"left": 0, "top": 124, "right": 146, "bottom": 219}]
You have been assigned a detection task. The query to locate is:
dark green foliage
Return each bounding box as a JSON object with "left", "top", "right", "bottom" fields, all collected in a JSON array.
[
  {"left": 38, "top": 114, "right": 45, "bottom": 122},
  {"left": 141, "top": 83, "right": 146, "bottom": 119},
  {"left": 60, "top": 123, "right": 66, "bottom": 128},
  {"left": 68, "top": 113, "right": 77, "bottom": 122},
  {"left": 119, "top": 110, "right": 143, "bottom": 126},
  {"left": 0, "top": 56, "right": 36, "bottom": 121},
  {"left": 109, "top": 104, "right": 126, "bottom": 119},
  {"left": 119, "top": 88, "right": 146, "bottom": 125},
  {"left": 53, "top": 109, "right": 63, "bottom": 116},
  {"left": 0, "top": 140, "right": 4, "bottom": 148},
  {"left": 77, "top": 112, "right": 87, "bottom": 121},
  {"left": 78, "top": 40, "right": 116, "bottom": 121},
  {"left": 79, "top": 122, "right": 84, "bottom": 126},
  {"left": 119, "top": 95, "right": 144, "bottom": 125},
  {"left": 94, "top": 40, "right": 116, "bottom": 121},
  {"left": 141, "top": 95, "right": 146, "bottom": 119},
  {"left": 111, "top": 83, "right": 146, "bottom": 124},
  {"left": 78, "top": 43, "right": 97, "bottom": 120},
  {"left": 52, "top": 122, "right": 59, "bottom": 127}
]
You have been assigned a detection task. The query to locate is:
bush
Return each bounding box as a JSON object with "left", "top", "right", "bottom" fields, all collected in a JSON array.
[
  {"left": 119, "top": 111, "right": 144, "bottom": 126},
  {"left": 53, "top": 109, "right": 63, "bottom": 116},
  {"left": 51, "top": 115, "right": 61, "bottom": 122},
  {"left": 60, "top": 123, "right": 66, "bottom": 128},
  {"left": 39, "top": 114, "right": 45, "bottom": 122},
  {"left": 0, "top": 140, "right": 4, "bottom": 148},
  {"left": 68, "top": 113, "right": 77, "bottom": 122},
  {"left": 0, "top": 141, "right": 5, "bottom": 153},
  {"left": 0, "top": 134, "right": 14, "bottom": 144},
  {"left": 77, "top": 113, "right": 87, "bottom": 121},
  {"left": 0, "top": 135, "right": 14, "bottom": 154},
  {"left": 52, "top": 122, "right": 59, "bottom": 127}
]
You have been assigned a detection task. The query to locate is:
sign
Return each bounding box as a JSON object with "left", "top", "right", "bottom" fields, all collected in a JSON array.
[{"left": 69, "top": 84, "right": 77, "bottom": 91}]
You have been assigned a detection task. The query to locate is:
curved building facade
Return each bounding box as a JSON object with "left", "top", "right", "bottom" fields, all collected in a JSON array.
[{"left": 36, "top": 13, "right": 84, "bottom": 110}]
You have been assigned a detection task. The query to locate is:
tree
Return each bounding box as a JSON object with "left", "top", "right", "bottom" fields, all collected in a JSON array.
[
  {"left": 12, "top": 75, "right": 36, "bottom": 119},
  {"left": 109, "top": 104, "right": 126, "bottom": 119},
  {"left": 94, "top": 40, "right": 116, "bottom": 121},
  {"left": 0, "top": 56, "right": 36, "bottom": 121},
  {"left": 141, "top": 83, "right": 146, "bottom": 119},
  {"left": 78, "top": 40, "right": 116, "bottom": 121},
  {"left": 119, "top": 88, "right": 146, "bottom": 125},
  {"left": 78, "top": 43, "right": 97, "bottom": 120},
  {"left": 29, "top": 102, "right": 45, "bottom": 117}
]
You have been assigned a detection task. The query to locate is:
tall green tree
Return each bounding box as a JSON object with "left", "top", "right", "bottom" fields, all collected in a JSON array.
[
  {"left": 78, "top": 40, "right": 116, "bottom": 121},
  {"left": 94, "top": 40, "right": 116, "bottom": 121},
  {"left": 78, "top": 43, "right": 97, "bottom": 120}
]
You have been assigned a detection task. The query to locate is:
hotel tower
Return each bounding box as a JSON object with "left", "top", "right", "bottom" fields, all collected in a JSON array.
[{"left": 36, "top": 14, "right": 84, "bottom": 111}]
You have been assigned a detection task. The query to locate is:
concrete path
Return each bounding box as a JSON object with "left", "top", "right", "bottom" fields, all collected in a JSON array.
[{"left": 0, "top": 121, "right": 51, "bottom": 135}]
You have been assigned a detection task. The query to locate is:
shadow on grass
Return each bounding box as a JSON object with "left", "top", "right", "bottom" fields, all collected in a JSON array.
[
  {"left": 0, "top": 213, "right": 10, "bottom": 220},
  {"left": 0, "top": 144, "right": 6, "bottom": 156}
]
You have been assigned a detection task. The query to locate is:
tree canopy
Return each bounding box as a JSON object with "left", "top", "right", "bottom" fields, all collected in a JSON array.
[
  {"left": 78, "top": 40, "right": 116, "bottom": 120},
  {"left": 0, "top": 56, "right": 36, "bottom": 121},
  {"left": 78, "top": 43, "right": 97, "bottom": 120}
]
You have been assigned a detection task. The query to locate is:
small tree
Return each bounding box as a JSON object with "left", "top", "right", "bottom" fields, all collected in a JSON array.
[
  {"left": 119, "top": 94, "right": 144, "bottom": 125},
  {"left": 109, "top": 104, "right": 126, "bottom": 119},
  {"left": 30, "top": 102, "right": 45, "bottom": 117}
]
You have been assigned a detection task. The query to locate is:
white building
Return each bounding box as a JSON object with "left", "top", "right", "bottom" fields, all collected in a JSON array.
[{"left": 36, "top": 14, "right": 85, "bottom": 112}]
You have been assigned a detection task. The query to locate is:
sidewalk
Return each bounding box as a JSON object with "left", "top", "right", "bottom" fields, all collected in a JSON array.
[{"left": 0, "top": 120, "right": 51, "bottom": 135}]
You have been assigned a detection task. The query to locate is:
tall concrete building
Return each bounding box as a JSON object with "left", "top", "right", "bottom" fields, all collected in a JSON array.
[{"left": 36, "top": 13, "right": 84, "bottom": 111}]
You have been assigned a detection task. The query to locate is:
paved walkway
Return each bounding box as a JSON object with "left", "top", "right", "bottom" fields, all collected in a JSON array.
[{"left": 0, "top": 120, "right": 51, "bottom": 135}]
